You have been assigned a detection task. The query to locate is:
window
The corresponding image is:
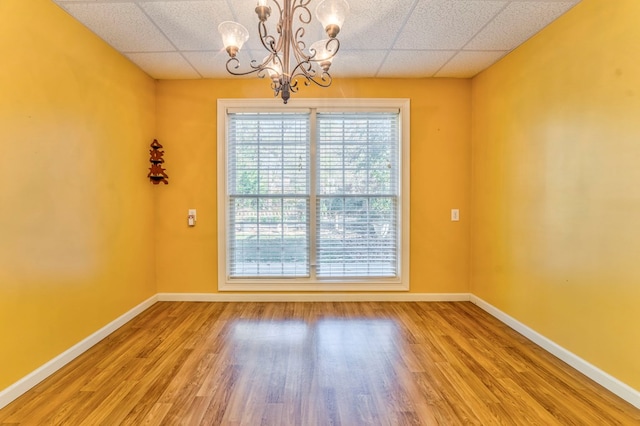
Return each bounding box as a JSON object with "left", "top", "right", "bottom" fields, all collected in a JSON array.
[{"left": 217, "top": 99, "right": 410, "bottom": 291}]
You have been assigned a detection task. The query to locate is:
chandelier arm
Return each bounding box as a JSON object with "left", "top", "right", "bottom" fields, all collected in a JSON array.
[
  {"left": 292, "top": 0, "right": 312, "bottom": 25},
  {"left": 291, "top": 0, "right": 311, "bottom": 55},
  {"left": 288, "top": 78, "right": 300, "bottom": 92},
  {"left": 270, "top": 78, "right": 283, "bottom": 96},
  {"left": 313, "top": 38, "right": 340, "bottom": 61},
  {"left": 289, "top": 21, "right": 314, "bottom": 65},
  {"left": 288, "top": 37, "right": 340, "bottom": 89},
  {"left": 290, "top": 65, "right": 315, "bottom": 84},
  {"left": 289, "top": 60, "right": 316, "bottom": 83},
  {"left": 272, "top": 22, "right": 286, "bottom": 55},
  {"left": 258, "top": 21, "right": 278, "bottom": 53},
  {"left": 291, "top": 43, "right": 315, "bottom": 78},
  {"left": 293, "top": 26, "right": 310, "bottom": 54},
  {"left": 272, "top": 0, "right": 284, "bottom": 18},
  {"left": 291, "top": 39, "right": 311, "bottom": 64},
  {"left": 303, "top": 71, "right": 333, "bottom": 88},
  {"left": 225, "top": 57, "right": 280, "bottom": 78},
  {"left": 290, "top": 67, "right": 333, "bottom": 89}
]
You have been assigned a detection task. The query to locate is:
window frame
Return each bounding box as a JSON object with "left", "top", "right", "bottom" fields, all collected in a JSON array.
[{"left": 217, "top": 98, "right": 410, "bottom": 292}]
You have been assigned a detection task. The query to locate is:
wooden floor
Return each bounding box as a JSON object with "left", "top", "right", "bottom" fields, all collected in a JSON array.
[{"left": 1, "top": 302, "right": 638, "bottom": 425}]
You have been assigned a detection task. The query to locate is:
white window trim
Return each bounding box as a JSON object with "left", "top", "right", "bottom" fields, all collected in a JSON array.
[{"left": 217, "top": 98, "right": 410, "bottom": 292}]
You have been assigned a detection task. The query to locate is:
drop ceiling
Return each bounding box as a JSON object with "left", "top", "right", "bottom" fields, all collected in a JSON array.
[{"left": 51, "top": 0, "right": 581, "bottom": 80}]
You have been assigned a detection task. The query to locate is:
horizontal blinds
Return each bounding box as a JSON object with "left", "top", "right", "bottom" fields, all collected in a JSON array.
[
  {"left": 226, "top": 111, "right": 401, "bottom": 280},
  {"left": 315, "top": 112, "right": 399, "bottom": 278},
  {"left": 228, "top": 113, "right": 310, "bottom": 277}
]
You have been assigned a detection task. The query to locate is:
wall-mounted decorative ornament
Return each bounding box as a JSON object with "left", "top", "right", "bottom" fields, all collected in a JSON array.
[{"left": 148, "top": 139, "right": 168, "bottom": 184}]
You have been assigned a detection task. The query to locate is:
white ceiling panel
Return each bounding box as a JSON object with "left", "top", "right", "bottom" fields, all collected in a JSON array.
[
  {"left": 394, "top": 0, "right": 507, "bottom": 50},
  {"left": 339, "top": 0, "right": 416, "bottom": 50},
  {"left": 378, "top": 50, "right": 457, "bottom": 78},
  {"left": 185, "top": 50, "right": 254, "bottom": 79},
  {"left": 328, "top": 50, "right": 389, "bottom": 78},
  {"left": 435, "top": 50, "right": 508, "bottom": 77},
  {"left": 52, "top": 0, "right": 582, "bottom": 79},
  {"left": 59, "top": 2, "right": 175, "bottom": 52},
  {"left": 125, "top": 52, "right": 201, "bottom": 79},
  {"left": 140, "top": 1, "right": 234, "bottom": 51},
  {"left": 465, "top": 1, "right": 579, "bottom": 50}
]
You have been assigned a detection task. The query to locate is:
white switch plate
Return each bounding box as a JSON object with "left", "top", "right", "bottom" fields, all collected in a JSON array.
[
  {"left": 451, "top": 209, "right": 459, "bottom": 221},
  {"left": 188, "top": 209, "right": 197, "bottom": 226}
]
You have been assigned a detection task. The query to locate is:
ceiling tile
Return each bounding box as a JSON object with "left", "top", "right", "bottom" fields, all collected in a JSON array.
[
  {"left": 435, "top": 50, "right": 508, "bottom": 77},
  {"left": 394, "top": 0, "right": 507, "bottom": 50},
  {"left": 183, "top": 50, "right": 247, "bottom": 79},
  {"left": 328, "top": 50, "right": 388, "bottom": 78},
  {"left": 140, "top": 1, "right": 234, "bottom": 51},
  {"left": 377, "top": 50, "right": 457, "bottom": 78},
  {"left": 465, "top": 1, "right": 580, "bottom": 50},
  {"left": 125, "top": 52, "right": 201, "bottom": 79},
  {"left": 339, "top": 0, "right": 416, "bottom": 50},
  {"left": 60, "top": 3, "right": 175, "bottom": 52}
]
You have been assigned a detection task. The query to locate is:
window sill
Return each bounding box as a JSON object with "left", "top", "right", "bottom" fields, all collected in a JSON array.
[{"left": 218, "top": 280, "right": 409, "bottom": 292}]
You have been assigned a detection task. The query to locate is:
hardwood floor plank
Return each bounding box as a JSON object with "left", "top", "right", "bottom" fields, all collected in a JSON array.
[{"left": 1, "top": 302, "right": 638, "bottom": 425}]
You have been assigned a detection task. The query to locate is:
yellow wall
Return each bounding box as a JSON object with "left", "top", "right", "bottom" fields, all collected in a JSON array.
[
  {"left": 10, "top": 0, "right": 638, "bottom": 405},
  {"left": 155, "top": 78, "right": 471, "bottom": 294},
  {"left": 0, "top": 0, "right": 157, "bottom": 389},
  {"left": 471, "top": 0, "right": 640, "bottom": 389}
]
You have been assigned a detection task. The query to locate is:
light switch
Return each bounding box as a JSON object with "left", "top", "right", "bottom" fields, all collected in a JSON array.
[
  {"left": 451, "top": 209, "right": 459, "bottom": 221},
  {"left": 188, "top": 209, "right": 197, "bottom": 226}
]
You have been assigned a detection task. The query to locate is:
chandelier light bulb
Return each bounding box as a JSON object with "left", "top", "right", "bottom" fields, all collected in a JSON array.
[
  {"left": 315, "top": 0, "right": 349, "bottom": 38},
  {"left": 218, "top": 21, "right": 250, "bottom": 57}
]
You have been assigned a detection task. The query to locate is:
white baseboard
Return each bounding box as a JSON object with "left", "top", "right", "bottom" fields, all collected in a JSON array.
[
  {"left": 470, "top": 295, "right": 640, "bottom": 409},
  {"left": 156, "top": 292, "right": 471, "bottom": 303},
  {"left": 0, "top": 295, "right": 158, "bottom": 411}
]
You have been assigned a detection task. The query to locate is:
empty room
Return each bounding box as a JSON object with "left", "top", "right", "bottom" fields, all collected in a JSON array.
[{"left": 1, "top": 0, "right": 639, "bottom": 424}]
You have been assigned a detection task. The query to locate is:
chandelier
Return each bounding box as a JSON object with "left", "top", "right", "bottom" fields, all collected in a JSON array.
[{"left": 218, "top": 0, "right": 349, "bottom": 104}]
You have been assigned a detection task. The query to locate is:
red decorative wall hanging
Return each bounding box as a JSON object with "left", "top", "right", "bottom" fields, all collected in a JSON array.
[{"left": 148, "top": 139, "right": 169, "bottom": 184}]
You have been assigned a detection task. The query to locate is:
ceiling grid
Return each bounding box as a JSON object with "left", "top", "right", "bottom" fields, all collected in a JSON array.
[{"left": 51, "top": 0, "right": 581, "bottom": 79}]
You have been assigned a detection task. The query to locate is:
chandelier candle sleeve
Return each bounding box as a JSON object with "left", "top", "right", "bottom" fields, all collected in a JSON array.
[
  {"left": 256, "top": 0, "right": 271, "bottom": 21},
  {"left": 218, "top": 0, "right": 349, "bottom": 104}
]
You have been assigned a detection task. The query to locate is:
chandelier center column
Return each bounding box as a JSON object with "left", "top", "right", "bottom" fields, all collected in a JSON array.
[{"left": 281, "top": 0, "right": 292, "bottom": 103}]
